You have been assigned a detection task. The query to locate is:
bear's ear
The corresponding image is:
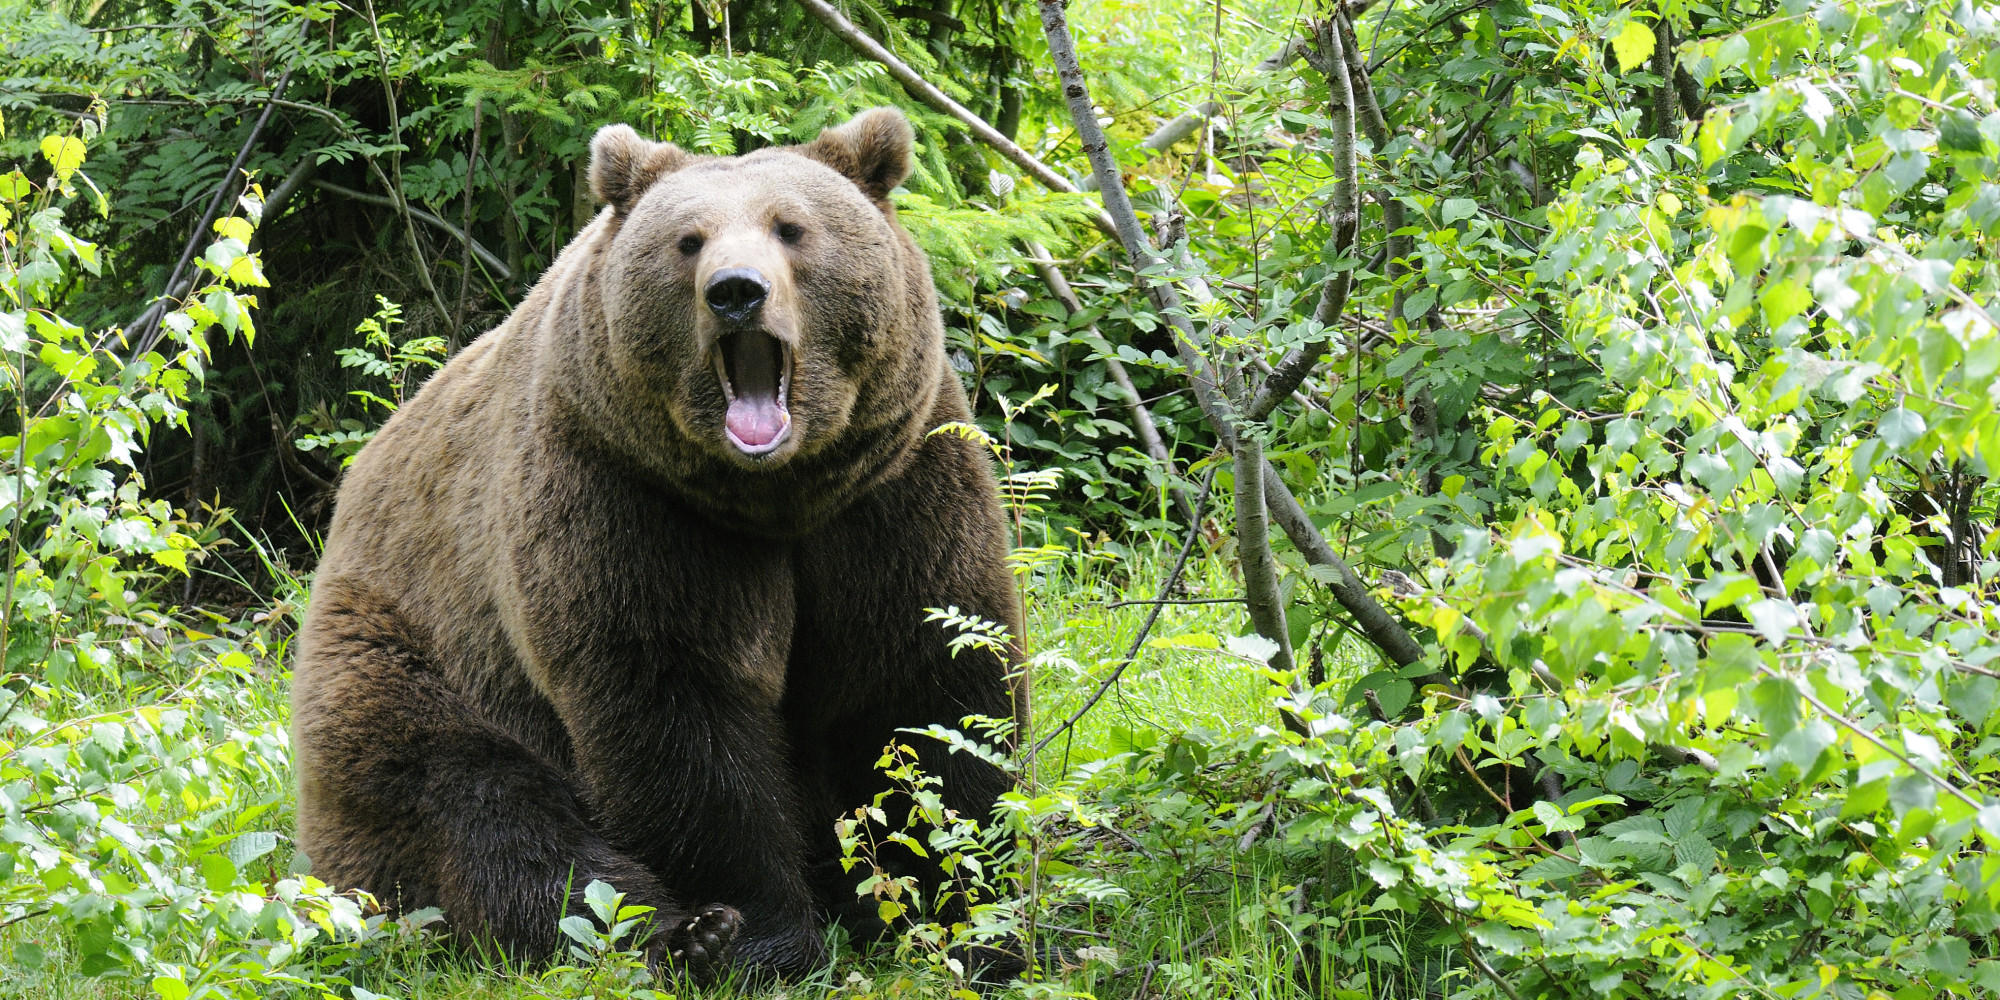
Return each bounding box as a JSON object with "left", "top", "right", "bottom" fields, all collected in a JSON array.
[
  {"left": 589, "top": 124, "right": 691, "bottom": 214},
  {"left": 799, "top": 108, "right": 914, "bottom": 203}
]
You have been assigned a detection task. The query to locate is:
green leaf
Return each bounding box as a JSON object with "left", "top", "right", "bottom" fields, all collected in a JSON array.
[
  {"left": 39, "top": 135, "right": 86, "bottom": 183},
  {"left": 1942, "top": 111, "right": 1987, "bottom": 153},
  {"left": 1842, "top": 777, "right": 1889, "bottom": 818},
  {"left": 1532, "top": 800, "right": 1586, "bottom": 833},
  {"left": 1611, "top": 20, "right": 1657, "bottom": 74},
  {"left": 199, "top": 853, "right": 238, "bottom": 891},
  {"left": 223, "top": 831, "right": 279, "bottom": 866},
  {"left": 1878, "top": 407, "right": 1926, "bottom": 449},
  {"left": 1402, "top": 286, "right": 1438, "bottom": 320},
  {"left": 558, "top": 914, "right": 598, "bottom": 947}
]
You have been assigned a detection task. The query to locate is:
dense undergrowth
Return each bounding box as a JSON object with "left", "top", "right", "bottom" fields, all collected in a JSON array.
[{"left": 5, "top": 0, "right": 2000, "bottom": 996}]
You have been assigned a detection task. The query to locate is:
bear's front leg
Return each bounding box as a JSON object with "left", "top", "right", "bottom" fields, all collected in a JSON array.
[
  {"left": 789, "top": 425, "right": 1022, "bottom": 939},
  {"left": 551, "top": 678, "right": 827, "bottom": 977},
  {"left": 293, "top": 577, "right": 741, "bottom": 977},
  {"left": 514, "top": 478, "right": 827, "bottom": 979}
]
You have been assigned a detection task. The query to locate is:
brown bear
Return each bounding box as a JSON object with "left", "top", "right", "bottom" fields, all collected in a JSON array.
[{"left": 290, "top": 108, "right": 1022, "bottom": 980}]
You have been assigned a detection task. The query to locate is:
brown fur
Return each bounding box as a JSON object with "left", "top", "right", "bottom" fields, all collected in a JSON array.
[{"left": 292, "top": 109, "right": 1020, "bottom": 979}]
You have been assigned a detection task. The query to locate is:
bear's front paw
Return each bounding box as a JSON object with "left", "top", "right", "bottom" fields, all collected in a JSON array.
[{"left": 661, "top": 902, "right": 740, "bottom": 980}]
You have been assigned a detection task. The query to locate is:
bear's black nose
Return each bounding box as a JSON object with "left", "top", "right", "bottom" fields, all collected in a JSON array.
[{"left": 705, "top": 268, "right": 770, "bottom": 323}]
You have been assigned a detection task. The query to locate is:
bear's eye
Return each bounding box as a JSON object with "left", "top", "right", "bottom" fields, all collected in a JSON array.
[
  {"left": 775, "top": 221, "right": 803, "bottom": 245},
  {"left": 677, "top": 234, "right": 704, "bottom": 256}
]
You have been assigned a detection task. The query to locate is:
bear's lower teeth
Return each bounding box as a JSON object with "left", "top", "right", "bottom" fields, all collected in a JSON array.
[{"left": 719, "top": 331, "right": 790, "bottom": 453}]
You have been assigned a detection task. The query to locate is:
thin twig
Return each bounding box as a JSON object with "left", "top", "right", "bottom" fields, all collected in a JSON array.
[
  {"left": 363, "top": 0, "right": 454, "bottom": 326},
  {"left": 1030, "top": 469, "right": 1217, "bottom": 757},
  {"left": 1103, "top": 597, "right": 1243, "bottom": 608},
  {"left": 128, "top": 67, "right": 294, "bottom": 358}
]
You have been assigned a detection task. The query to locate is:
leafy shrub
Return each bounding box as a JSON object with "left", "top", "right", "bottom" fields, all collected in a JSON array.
[{"left": 0, "top": 121, "right": 435, "bottom": 999}]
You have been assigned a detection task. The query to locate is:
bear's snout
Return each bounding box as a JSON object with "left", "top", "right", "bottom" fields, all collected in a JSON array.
[{"left": 705, "top": 267, "right": 770, "bottom": 324}]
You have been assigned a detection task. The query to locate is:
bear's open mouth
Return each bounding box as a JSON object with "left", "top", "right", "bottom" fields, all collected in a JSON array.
[{"left": 715, "top": 331, "right": 792, "bottom": 455}]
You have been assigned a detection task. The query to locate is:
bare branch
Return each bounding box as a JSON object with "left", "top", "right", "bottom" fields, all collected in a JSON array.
[
  {"left": 1250, "top": 17, "right": 1360, "bottom": 422},
  {"left": 792, "top": 0, "right": 1118, "bottom": 238},
  {"left": 1037, "top": 0, "right": 1430, "bottom": 677}
]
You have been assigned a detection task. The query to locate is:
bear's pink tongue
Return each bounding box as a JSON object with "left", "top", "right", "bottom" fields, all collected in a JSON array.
[{"left": 721, "top": 332, "right": 788, "bottom": 450}]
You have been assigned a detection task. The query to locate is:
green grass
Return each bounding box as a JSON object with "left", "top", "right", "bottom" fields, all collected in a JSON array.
[{"left": 0, "top": 537, "right": 1385, "bottom": 1000}]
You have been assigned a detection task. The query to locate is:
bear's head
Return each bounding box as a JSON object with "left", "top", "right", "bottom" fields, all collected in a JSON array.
[{"left": 579, "top": 109, "right": 944, "bottom": 503}]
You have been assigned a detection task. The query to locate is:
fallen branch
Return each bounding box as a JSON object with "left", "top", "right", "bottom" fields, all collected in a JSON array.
[{"left": 309, "top": 180, "right": 512, "bottom": 281}]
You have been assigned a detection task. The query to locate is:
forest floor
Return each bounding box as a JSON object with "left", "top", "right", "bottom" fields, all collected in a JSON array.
[{"left": 1, "top": 538, "right": 1363, "bottom": 1000}]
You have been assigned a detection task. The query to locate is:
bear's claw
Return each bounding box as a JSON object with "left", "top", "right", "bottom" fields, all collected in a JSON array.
[{"left": 663, "top": 902, "right": 740, "bottom": 978}]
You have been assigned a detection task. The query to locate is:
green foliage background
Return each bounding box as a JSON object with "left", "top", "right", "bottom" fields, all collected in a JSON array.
[{"left": 2, "top": 0, "right": 1999, "bottom": 997}]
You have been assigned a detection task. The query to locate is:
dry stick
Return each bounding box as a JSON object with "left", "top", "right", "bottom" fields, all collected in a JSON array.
[
  {"left": 310, "top": 180, "right": 512, "bottom": 281},
  {"left": 790, "top": 0, "right": 1119, "bottom": 240},
  {"left": 1030, "top": 469, "right": 1216, "bottom": 758},
  {"left": 363, "top": 0, "right": 454, "bottom": 328},
  {"left": 129, "top": 67, "right": 294, "bottom": 359},
  {"left": 1035, "top": 0, "right": 1428, "bottom": 676},
  {"left": 1249, "top": 17, "right": 1359, "bottom": 423}
]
